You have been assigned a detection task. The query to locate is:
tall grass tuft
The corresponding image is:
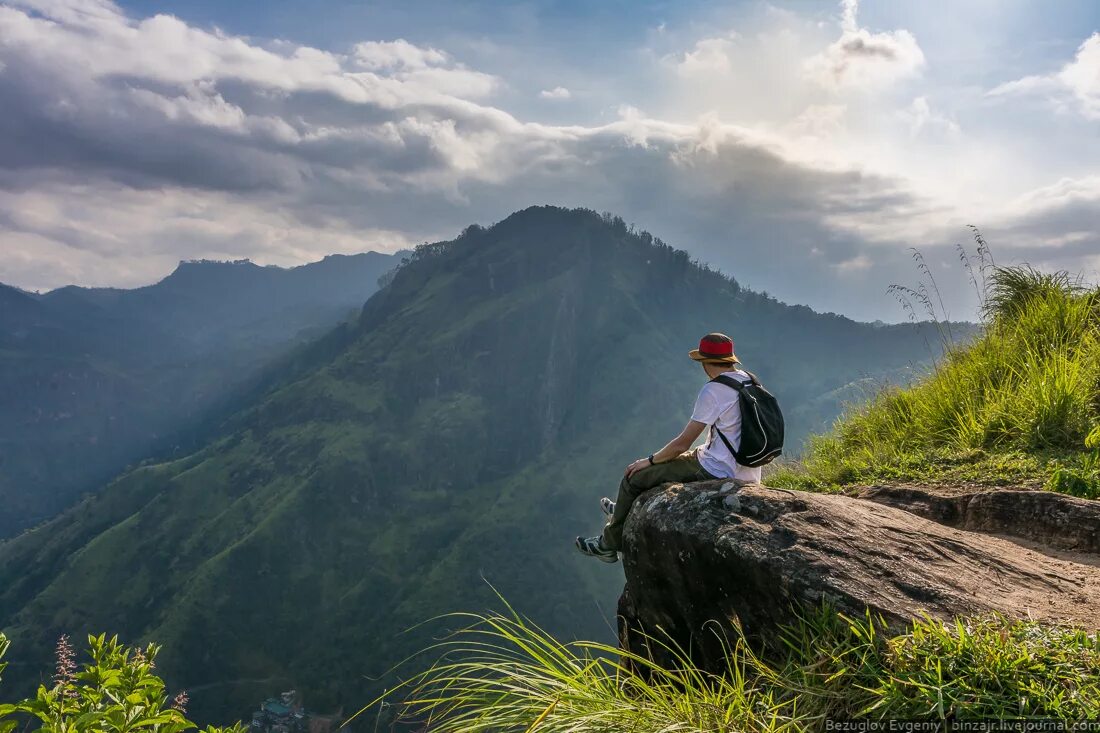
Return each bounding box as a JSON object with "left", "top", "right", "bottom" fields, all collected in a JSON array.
[
  {"left": 354, "top": 605, "right": 803, "bottom": 733},
  {"left": 349, "top": 606, "right": 1100, "bottom": 731},
  {"left": 773, "top": 263, "right": 1100, "bottom": 491}
]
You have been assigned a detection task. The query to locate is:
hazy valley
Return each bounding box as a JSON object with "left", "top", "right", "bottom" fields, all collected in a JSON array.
[{"left": 0, "top": 252, "right": 397, "bottom": 537}]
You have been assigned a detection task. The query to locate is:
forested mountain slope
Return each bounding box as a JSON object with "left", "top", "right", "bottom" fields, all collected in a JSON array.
[
  {"left": 0, "top": 252, "right": 396, "bottom": 537},
  {"left": 0, "top": 207, "right": 956, "bottom": 722}
]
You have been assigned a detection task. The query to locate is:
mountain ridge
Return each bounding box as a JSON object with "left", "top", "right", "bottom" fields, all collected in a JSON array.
[
  {"left": 0, "top": 206, "right": 963, "bottom": 722},
  {"left": 0, "top": 250, "right": 398, "bottom": 538}
]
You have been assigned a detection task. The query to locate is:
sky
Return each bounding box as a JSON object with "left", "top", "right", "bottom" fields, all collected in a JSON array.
[{"left": 0, "top": 0, "right": 1098, "bottom": 321}]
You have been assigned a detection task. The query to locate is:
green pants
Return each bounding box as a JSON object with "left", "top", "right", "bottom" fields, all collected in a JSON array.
[{"left": 601, "top": 450, "right": 717, "bottom": 551}]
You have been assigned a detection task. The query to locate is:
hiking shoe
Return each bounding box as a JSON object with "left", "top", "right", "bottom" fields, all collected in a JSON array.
[
  {"left": 575, "top": 536, "right": 618, "bottom": 563},
  {"left": 601, "top": 497, "right": 616, "bottom": 517}
]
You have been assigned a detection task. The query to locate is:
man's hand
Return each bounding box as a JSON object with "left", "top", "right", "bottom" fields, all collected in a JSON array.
[
  {"left": 625, "top": 458, "right": 651, "bottom": 478},
  {"left": 625, "top": 422, "right": 705, "bottom": 479}
]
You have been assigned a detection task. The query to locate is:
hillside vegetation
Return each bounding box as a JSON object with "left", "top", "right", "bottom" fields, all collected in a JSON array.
[
  {"left": 5, "top": 223, "right": 1096, "bottom": 729},
  {"left": 0, "top": 252, "right": 396, "bottom": 537},
  {"left": 0, "top": 207, "right": 953, "bottom": 723},
  {"left": 773, "top": 265, "right": 1100, "bottom": 495}
]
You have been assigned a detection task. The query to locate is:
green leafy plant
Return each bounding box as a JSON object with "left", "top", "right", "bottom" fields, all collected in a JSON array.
[{"left": 0, "top": 633, "right": 244, "bottom": 733}]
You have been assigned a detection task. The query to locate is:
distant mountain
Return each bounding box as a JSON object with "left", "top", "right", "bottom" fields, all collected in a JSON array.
[
  {"left": 0, "top": 252, "right": 398, "bottom": 537},
  {"left": 0, "top": 207, "right": 959, "bottom": 722}
]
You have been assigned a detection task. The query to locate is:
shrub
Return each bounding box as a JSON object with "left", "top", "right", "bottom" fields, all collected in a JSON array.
[{"left": 0, "top": 632, "right": 244, "bottom": 733}]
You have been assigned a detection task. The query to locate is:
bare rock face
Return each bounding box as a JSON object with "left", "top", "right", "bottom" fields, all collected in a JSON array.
[{"left": 617, "top": 481, "right": 1100, "bottom": 673}]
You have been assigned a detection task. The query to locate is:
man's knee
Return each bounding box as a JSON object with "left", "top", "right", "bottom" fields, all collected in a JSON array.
[{"left": 624, "top": 465, "right": 659, "bottom": 493}]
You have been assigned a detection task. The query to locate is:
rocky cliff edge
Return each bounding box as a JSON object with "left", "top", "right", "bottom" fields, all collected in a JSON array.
[{"left": 618, "top": 480, "right": 1100, "bottom": 672}]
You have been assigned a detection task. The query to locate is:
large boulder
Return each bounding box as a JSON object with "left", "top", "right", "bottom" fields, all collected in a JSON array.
[{"left": 617, "top": 480, "right": 1100, "bottom": 673}]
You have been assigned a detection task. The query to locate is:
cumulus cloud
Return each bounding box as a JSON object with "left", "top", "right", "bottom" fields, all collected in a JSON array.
[
  {"left": 539, "top": 86, "right": 571, "bottom": 100},
  {"left": 780, "top": 104, "right": 849, "bottom": 157},
  {"left": 900, "top": 97, "right": 960, "bottom": 140},
  {"left": 352, "top": 39, "right": 448, "bottom": 70},
  {"left": 0, "top": 0, "right": 541, "bottom": 289},
  {"left": 0, "top": 177, "right": 417, "bottom": 290},
  {"left": 1059, "top": 34, "right": 1100, "bottom": 118},
  {"left": 832, "top": 254, "right": 873, "bottom": 273},
  {"left": 989, "top": 33, "right": 1100, "bottom": 120},
  {"left": 0, "top": 0, "right": 534, "bottom": 194},
  {"left": 673, "top": 34, "right": 738, "bottom": 77},
  {"left": 0, "top": 0, "right": 1093, "bottom": 321},
  {"left": 804, "top": 0, "right": 924, "bottom": 91},
  {"left": 996, "top": 177, "right": 1100, "bottom": 256}
]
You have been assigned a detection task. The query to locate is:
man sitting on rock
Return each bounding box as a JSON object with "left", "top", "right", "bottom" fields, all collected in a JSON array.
[{"left": 576, "top": 333, "right": 763, "bottom": 563}]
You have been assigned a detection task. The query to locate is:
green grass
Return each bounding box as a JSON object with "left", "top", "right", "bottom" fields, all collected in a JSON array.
[
  {"left": 351, "top": 605, "right": 1100, "bottom": 732},
  {"left": 770, "top": 265, "right": 1100, "bottom": 494}
]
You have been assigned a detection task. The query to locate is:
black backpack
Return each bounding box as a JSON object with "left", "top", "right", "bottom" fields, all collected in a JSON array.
[{"left": 709, "top": 372, "right": 784, "bottom": 468}]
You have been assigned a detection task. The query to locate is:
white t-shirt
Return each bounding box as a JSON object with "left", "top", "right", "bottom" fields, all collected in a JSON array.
[{"left": 690, "top": 369, "right": 763, "bottom": 483}]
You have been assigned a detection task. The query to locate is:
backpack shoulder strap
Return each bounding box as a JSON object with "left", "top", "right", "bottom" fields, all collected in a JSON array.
[
  {"left": 710, "top": 374, "right": 747, "bottom": 391},
  {"left": 708, "top": 374, "right": 748, "bottom": 460}
]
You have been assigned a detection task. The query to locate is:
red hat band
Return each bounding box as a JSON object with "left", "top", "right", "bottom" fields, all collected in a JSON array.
[{"left": 698, "top": 337, "right": 734, "bottom": 358}]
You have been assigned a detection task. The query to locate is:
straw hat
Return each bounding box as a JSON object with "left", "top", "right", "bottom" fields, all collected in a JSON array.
[{"left": 689, "top": 332, "right": 739, "bottom": 364}]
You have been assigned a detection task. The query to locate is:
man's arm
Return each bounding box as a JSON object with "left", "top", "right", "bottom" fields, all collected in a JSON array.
[{"left": 625, "top": 420, "right": 707, "bottom": 477}]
